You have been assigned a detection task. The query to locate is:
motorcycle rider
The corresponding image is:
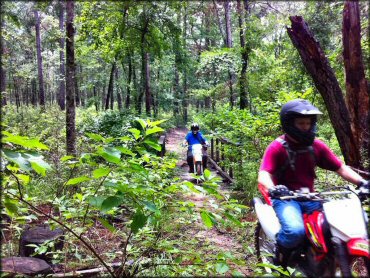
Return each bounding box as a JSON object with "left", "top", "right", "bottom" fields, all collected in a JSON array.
[
  {"left": 258, "top": 99, "right": 369, "bottom": 268},
  {"left": 184, "top": 123, "right": 209, "bottom": 173}
]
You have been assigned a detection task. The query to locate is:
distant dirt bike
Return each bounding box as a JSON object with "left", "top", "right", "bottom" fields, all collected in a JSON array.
[
  {"left": 253, "top": 184, "right": 370, "bottom": 277},
  {"left": 191, "top": 143, "right": 207, "bottom": 176}
]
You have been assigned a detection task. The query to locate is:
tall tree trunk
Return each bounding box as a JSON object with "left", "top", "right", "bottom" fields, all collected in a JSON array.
[
  {"left": 213, "top": 0, "right": 226, "bottom": 46},
  {"left": 58, "top": 1, "right": 66, "bottom": 110},
  {"left": 287, "top": 16, "right": 360, "bottom": 167},
  {"left": 34, "top": 10, "right": 45, "bottom": 108},
  {"left": 204, "top": 5, "right": 211, "bottom": 50},
  {"left": 0, "top": 1, "right": 7, "bottom": 106},
  {"left": 115, "top": 65, "right": 122, "bottom": 110},
  {"left": 105, "top": 61, "right": 116, "bottom": 110},
  {"left": 182, "top": 7, "right": 188, "bottom": 123},
  {"left": 101, "top": 80, "right": 106, "bottom": 110},
  {"left": 238, "top": 0, "right": 248, "bottom": 109},
  {"left": 224, "top": 0, "right": 234, "bottom": 108},
  {"left": 144, "top": 52, "right": 151, "bottom": 116},
  {"left": 342, "top": 0, "right": 369, "bottom": 170},
  {"left": 117, "top": 91, "right": 123, "bottom": 111},
  {"left": 125, "top": 53, "right": 132, "bottom": 109},
  {"left": 93, "top": 85, "right": 98, "bottom": 112},
  {"left": 224, "top": 0, "right": 232, "bottom": 48},
  {"left": 31, "top": 78, "right": 37, "bottom": 106},
  {"left": 74, "top": 64, "right": 80, "bottom": 107},
  {"left": 66, "top": 0, "right": 76, "bottom": 156},
  {"left": 173, "top": 66, "right": 180, "bottom": 115}
]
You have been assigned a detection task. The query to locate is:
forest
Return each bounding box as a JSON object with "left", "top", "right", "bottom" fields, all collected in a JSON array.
[{"left": 1, "top": 0, "right": 369, "bottom": 277}]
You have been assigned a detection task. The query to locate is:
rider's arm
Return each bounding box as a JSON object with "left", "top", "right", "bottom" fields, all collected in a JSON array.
[
  {"left": 258, "top": 170, "right": 276, "bottom": 191},
  {"left": 336, "top": 164, "right": 365, "bottom": 186}
]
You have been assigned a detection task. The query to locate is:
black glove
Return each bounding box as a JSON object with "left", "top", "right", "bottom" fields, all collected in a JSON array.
[
  {"left": 268, "top": 185, "right": 293, "bottom": 199},
  {"left": 358, "top": 179, "right": 370, "bottom": 190}
]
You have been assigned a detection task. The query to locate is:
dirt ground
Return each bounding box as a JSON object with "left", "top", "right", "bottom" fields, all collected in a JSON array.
[{"left": 165, "top": 127, "right": 254, "bottom": 276}]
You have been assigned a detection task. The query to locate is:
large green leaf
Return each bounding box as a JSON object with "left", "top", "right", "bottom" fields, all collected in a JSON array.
[
  {"left": 148, "top": 119, "right": 167, "bottom": 126},
  {"left": 2, "top": 150, "right": 32, "bottom": 171},
  {"left": 66, "top": 176, "right": 91, "bottom": 185},
  {"left": 4, "top": 198, "right": 19, "bottom": 216},
  {"left": 115, "top": 146, "right": 135, "bottom": 157},
  {"left": 2, "top": 133, "right": 49, "bottom": 150},
  {"left": 87, "top": 196, "right": 105, "bottom": 207},
  {"left": 143, "top": 139, "right": 161, "bottom": 151},
  {"left": 145, "top": 126, "right": 164, "bottom": 136},
  {"left": 134, "top": 118, "right": 147, "bottom": 131},
  {"left": 128, "top": 128, "right": 141, "bottom": 140},
  {"left": 224, "top": 212, "right": 242, "bottom": 227},
  {"left": 93, "top": 167, "right": 110, "bottom": 179},
  {"left": 215, "top": 262, "right": 229, "bottom": 274},
  {"left": 27, "top": 153, "right": 52, "bottom": 176},
  {"left": 131, "top": 211, "right": 148, "bottom": 233},
  {"left": 143, "top": 201, "right": 160, "bottom": 214},
  {"left": 101, "top": 196, "right": 123, "bottom": 212},
  {"left": 97, "top": 218, "right": 116, "bottom": 233},
  {"left": 200, "top": 210, "right": 214, "bottom": 228},
  {"left": 98, "top": 147, "right": 121, "bottom": 164},
  {"left": 86, "top": 132, "right": 105, "bottom": 142},
  {"left": 128, "top": 161, "right": 146, "bottom": 172}
]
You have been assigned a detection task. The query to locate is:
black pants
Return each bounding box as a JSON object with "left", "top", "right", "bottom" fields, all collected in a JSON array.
[{"left": 187, "top": 149, "right": 208, "bottom": 171}]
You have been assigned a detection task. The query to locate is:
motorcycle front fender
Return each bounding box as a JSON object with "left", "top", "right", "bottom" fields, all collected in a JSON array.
[
  {"left": 253, "top": 197, "right": 280, "bottom": 240},
  {"left": 347, "top": 238, "right": 370, "bottom": 259}
]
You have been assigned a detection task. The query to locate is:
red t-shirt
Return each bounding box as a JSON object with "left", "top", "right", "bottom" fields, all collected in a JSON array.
[{"left": 260, "top": 135, "right": 343, "bottom": 192}]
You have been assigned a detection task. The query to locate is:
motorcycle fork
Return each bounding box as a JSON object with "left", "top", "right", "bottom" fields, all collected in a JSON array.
[{"left": 331, "top": 237, "right": 351, "bottom": 274}]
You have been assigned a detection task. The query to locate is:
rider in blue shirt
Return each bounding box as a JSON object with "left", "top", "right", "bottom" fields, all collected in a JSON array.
[{"left": 183, "top": 123, "right": 208, "bottom": 173}]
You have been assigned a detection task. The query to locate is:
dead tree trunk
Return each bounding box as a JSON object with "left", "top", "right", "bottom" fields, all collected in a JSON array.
[
  {"left": 0, "top": 1, "right": 7, "bottom": 106},
  {"left": 57, "top": 1, "right": 66, "bottom": 110},
  {"left": 65, "top": 0, "right": 76, "bottom": 156},
  {"left": 238, "top": 0, "right": 249, "bottom": 109},
  {"left": 105, "top": 61, "right": 116, "bottom": 110},
  {"left": 342, "top": 0, "right": 369, "bottom": 169},
  {"left": 34, "top": 10, "right": 45, "bottom": 108},
  {"left": 287, "top": 15, "right": 360, "bottom": 167}
]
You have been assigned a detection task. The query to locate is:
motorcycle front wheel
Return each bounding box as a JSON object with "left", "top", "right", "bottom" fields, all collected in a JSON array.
[
  {"left": 195, "top": 162, "right": 202, "bottom": 176},
  {"left": 254, "top": 222, "right": 275, "bottom": 266}
]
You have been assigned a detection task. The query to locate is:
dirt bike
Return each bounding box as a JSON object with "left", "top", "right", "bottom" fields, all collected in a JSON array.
[
  {"left": 190, "top": 143, "right": 207, "bottom": 176},
  {"left": 253, "top": 184, "right": 369, "bottom": 277}
]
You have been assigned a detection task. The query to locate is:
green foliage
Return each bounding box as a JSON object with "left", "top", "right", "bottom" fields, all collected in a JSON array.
[{"left": 193, "top": 90, "right": 325, "bottom": 200}]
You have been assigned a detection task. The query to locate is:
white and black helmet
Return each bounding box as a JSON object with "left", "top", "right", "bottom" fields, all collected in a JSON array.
[
  {"left": 280, "top": 99, "right": 322, "bottom": 146},
  {"left": 191, "top": 123, "right": 200, "bottom": 131}
]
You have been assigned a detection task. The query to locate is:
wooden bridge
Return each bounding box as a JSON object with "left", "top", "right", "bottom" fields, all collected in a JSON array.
[{"left": 158, "top": 131, "right": 243, "bottom": 184}]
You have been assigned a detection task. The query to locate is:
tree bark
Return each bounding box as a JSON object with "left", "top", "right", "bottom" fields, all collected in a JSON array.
[
  {"left": 144, "top": 52, "right": 151, "bottom": 116},
  {"left": 224, "top": 1, "right": 232, "bottom": 48},
  {"left": 287, "top": 15, "right": 360, "bottom": 167},
  {"left": 0, "top": 1, "right": 7, "bottom": 106},
  {"left": 65, "top": 0, "right": 76, "bottom": 156},
  {"left": 58, "top": 1, "right": 66, "bottom": 110},
  {"left": 125, "top": 54, "right": 132, "bottom": 109},
  {"left": 74, "top": 64, "right": 80, "bottom": 107},
  {"left": 34, "top": 10, "right": 45, "bottom": 108},
  {"left": 182, "top": 6, "right": 188, "bottom": 123},
  {"left": 105, "top": 61, "right": 116, "bottom": 110},
  {"left": 31, "top": 78, "right": 37, "bottom": 106},
  {"left": 342, "top": 0, "right": 369, "bottom": 169},
  {"left": 238, "top": 0, "right": 248, "bottom": 109},
  {"left": 213, "top": 0, "right": 226, "bottom": 46}
]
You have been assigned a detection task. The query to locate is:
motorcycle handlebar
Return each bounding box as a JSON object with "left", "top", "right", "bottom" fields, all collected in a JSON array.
[{"left": 278, "top": 189, "right": 363, "bottom": 201}]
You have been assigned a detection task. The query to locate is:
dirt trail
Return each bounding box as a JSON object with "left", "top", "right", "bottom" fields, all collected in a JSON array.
[{"left": 165, "top": 127, "right": 253, "bottom": 275}]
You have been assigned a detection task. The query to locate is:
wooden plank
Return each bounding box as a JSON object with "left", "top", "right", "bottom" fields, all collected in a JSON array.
[{"left": 208, "top": 157, "right": 234, "bottom": 183}]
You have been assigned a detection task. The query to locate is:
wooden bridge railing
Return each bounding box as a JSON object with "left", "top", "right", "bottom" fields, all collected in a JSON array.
[{"left": 208, "top": 133, "right": 243, "bottom": 184}]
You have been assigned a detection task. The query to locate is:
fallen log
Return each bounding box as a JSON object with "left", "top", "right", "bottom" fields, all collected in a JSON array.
[
  {"left": 19, "top": 225, "right": 64, "bottom": 263},
  {"left": 207, "top": 157, "right": 234, "bottom": 183},
  {"left": 1, "top": 257, "right": 52, "bottom": 276}
]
